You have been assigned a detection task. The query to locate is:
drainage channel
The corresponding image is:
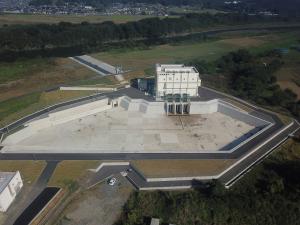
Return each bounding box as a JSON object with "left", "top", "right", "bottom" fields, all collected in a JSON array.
[{"left": 13, "top": 187, "right": 60, "bottom": 225}]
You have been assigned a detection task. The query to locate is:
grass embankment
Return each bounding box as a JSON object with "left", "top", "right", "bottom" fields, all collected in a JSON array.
[
  {"left": 132, "top": 160, "right": 235, "bottom": 178},
  {"left": 0, "top": 161, "right": 46, "bottom": 184},
  {"left": 0, "top": 57, "right": 99, "bottom": 101},
  {"left": 48, "top": 161, "right": 102, "bottom": 188},
  {"left": 0, "top": 14, "right": 165, "bottom": 26}
]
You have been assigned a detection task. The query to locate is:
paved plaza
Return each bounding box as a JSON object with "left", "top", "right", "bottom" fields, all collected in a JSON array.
[{"left": 3, "top": 107, "right": 255, "bottom": 153}]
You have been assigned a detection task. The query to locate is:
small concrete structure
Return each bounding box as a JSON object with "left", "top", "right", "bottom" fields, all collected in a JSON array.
[
  {"left": 150, "top": 218, "right": 160, "bottom": 225},
  {"left": 0, "top": 171, "right": 23, "bottom": 212}
]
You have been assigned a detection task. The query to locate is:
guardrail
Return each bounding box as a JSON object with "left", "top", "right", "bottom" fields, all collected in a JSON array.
[{"left": 0, "top": 91, "right": 112, "bottom": 143}]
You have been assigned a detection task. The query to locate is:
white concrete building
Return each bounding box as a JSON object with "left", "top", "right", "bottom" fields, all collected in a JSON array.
[
  {"left": 155, "top": 64, "right": 201, "bottom": 100},
  {"left": 0, "top": 171, "right": 23, "bottom": 212}
]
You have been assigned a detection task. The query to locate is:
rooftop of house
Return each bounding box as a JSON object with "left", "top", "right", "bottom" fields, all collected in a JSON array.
[{"left": 0, "top": 172, "right": 17, "bottom": 193}]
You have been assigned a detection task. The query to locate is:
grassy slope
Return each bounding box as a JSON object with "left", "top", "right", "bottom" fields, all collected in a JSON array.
[
  {"left": 0, "top": 161, "right": 46, "bottom": 184},
  {"left": 0, "top": 90, "right": 97, "bottom": 126},
  {"left": 132, "top": 159, "right": 235, "bottom": 178},
  {"left": 0, "top": 57, "right": 98, "bottom": 101}
]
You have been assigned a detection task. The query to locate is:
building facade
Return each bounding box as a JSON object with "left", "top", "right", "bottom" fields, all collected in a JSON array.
[
  {"left": 0, "top": 171, "right": 23, "bottom": 212},
  {"left": 155, "top": 64, "right": 201, "bottom": 100}
]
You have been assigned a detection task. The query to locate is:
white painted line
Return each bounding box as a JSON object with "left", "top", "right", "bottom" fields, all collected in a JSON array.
[
  {"left": 218, "top": 122, "right": 294, "bottom": 178},
  {"left": 225, "top": 134, "right": 290, "bottom": 188},
  {"left": 89, "top": 162, "right": 130, "bottom": 173},
  {"left": 139, "top": 186, "right": 192, "bottom": 191}
]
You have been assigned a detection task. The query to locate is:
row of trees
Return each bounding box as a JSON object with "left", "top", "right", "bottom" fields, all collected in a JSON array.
[{"left": 0, "top": 13, "right": 298, "bottom": 61}]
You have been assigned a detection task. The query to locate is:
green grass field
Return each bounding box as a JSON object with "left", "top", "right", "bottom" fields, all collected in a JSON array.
[
  {"left": 93, "top": 30, "right": 300, "bottom": 73},
  {"left": 0, "top": 58, "right": 53, "bottom": 84},
  {"left": 0, "top": 13, "right": 170, "bottom": 25}
]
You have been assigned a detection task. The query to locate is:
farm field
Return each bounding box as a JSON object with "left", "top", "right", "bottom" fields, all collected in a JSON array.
[{"left": 0, "top": 13, "right": 165, "bottom": 25}]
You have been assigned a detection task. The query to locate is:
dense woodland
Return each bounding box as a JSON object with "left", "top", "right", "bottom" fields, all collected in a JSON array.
[
  {"left": 116, "top": 140, "right": 300, "bottom": 225},
  {"left": 190, "top": 50, "right": 300, "bottom": 117},
  {"left": 0, "top": 13, "right": 298, "bottom": 61}
]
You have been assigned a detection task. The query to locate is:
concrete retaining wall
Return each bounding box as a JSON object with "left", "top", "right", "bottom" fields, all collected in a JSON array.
[
  {"left": 4, "top": 98, "right": 112, "bottom": 145},
  {"left": 60, "top": 87, "right": 117, "bottom": 91},
  {"left": 218, "top": 103, "right": 267, "bottom": 127},
  {"left": 120, "top": 97, "right": 270, "bottom": 128},
  {"left": 190, "top": 100, "right": 219, "bottom": 114}
]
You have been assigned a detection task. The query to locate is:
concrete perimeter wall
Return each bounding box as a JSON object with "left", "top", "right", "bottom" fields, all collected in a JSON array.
[
  {"left": 190, "top": 100, "right": 219, "bottom": 114},
  {"left": 218, "top": 102, "right": 267, "bottom": 127},
  {"left": 4, "top": 96, "right": 270, "bottom": 145},
  {"left": 4, "top": 98, "right": 111, "bottom": 145},
  {"left": 120, "top": 97, "right": 165, "bottom": 115},
  {"left": 120, "top": 97, "right": 270, "bottom": 128}
]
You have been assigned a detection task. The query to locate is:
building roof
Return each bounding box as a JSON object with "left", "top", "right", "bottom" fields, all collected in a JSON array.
[
  {"left": 156, "top": 64, "right": 198, "bottom": 73},
  {"left": 0, "top": 172, "right": 17, "bottom": 194}
]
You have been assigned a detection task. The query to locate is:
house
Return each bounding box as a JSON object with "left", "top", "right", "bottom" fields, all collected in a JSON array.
[{"left": 0, "top": 171, "right": 23, "bottom": 212}]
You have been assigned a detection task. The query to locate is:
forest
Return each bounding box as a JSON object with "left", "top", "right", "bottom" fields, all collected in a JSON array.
[
  {"left": 190, "top": 50, "right": 300, "bottom": 118},
  {"left": 0, "top": 13, "right": 298, "bottom": 62}
]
